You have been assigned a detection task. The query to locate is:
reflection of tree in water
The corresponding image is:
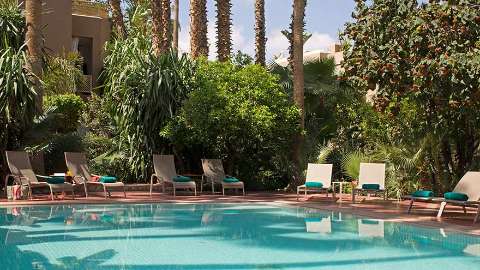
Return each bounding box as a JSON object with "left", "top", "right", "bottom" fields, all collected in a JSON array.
[{"left": 56, "top": 249, "right": 117, "bottom": 270}]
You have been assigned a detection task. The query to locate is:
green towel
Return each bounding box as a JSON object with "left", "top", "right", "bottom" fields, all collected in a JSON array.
[
  {"left": 412, "top": 190, "right": 434, "bottom": 198},
  {"left": 99, "top": 176, "right": 117, "bottom": 183},
  {"left": 173, "top": 175, "right": 192, "bottom": 182},
  {"left": 305, "top": 182, "right": 323, "bottom": 188},
  {"left": 223, "top": 177, "right": 240, "bottom": 183},
  {"left": 362, "top": 184, "right": 380, "bottom": 190},
  {"left": 46, "top": 176, "right": 65, "bottom": 184},
  {"left": 444, "top": 192, "right": 468, "bottom": 201}
]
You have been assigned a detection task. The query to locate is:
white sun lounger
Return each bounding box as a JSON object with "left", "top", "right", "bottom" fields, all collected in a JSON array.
[
  {"left": 65, "top": 152, "right": 125, "bottom": 199},
  {"left": 201, "top": 159, "right": 245, "bottom": 195},
  {"left": 297, "top": 163, "right": 333, "bottom": 200},
  {"left": 404, "top": 171, "right": 480, "bottom": 223},
  {"left": 5, "top": 151, "right": 74, "bottom": 200},
  {"left": 353, "top": 163, "right": 386, "bottom": 201},
  {"left": 150, "top": 154, "right": 196, "bottom": 196}
]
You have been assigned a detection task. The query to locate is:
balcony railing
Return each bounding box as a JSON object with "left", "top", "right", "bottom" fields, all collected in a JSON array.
[
  {"left": 76, "top": 75, "right": 92, "bottom": 94},
  {"left": 72, "top": 0, "right": 108, "bottom": 19}
]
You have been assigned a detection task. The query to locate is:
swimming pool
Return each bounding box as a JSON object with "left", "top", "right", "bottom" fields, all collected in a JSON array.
[{"left": 0, "top": 203, "right": 479, "bottom": 270}]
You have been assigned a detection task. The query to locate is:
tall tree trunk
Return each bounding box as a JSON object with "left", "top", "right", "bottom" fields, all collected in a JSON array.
[
  {"left": 290, "top": 0, "right": 306, "bottom": 187},
  {"left": 254, "top": 0, "right": 266, "bottom": 66},
  {"left": 151, "top": 0, "right": 171, "bottom": 56},
  {"left": 151, "top": 0, "right": 163, "bottom": 56},
  {"left": 25, "top": 0, "right": 43, "bottom": 114},
  {"left": 189, "top": 0, "right": 208, "bottom": 58},
  {"left": 215, "top": 0, "right": 232, "bottom": 62},
  {"left": 172, "top": 0, "right": 179, "bottom": 52},
  {"left": 109, "top": 0, "right": 127, "bottom": 39},
  {"left": 160, "top": 0, "right": 171, "bottom": 52}
]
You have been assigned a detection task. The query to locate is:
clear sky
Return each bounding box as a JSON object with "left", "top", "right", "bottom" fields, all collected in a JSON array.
[{"left": 176, "top": 0, "right": 356, "bottom": 61}]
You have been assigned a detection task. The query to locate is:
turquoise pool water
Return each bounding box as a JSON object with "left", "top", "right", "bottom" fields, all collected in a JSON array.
[{"left": 0, "top": 203, "right": 479, "bottom": 270}]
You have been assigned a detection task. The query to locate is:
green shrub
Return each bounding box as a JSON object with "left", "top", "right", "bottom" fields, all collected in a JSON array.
[
  {"left": 41, "top": 133, "right": 84, "bottom": 174},
  {"left": 165, "top": 61, "right": 300, "bottom": 190},
  {"left": 44, "top": 94, "right": 86, "bottom": 132},
  {"left": 43, "top": 53, "right": 85, "bottom": 96}
]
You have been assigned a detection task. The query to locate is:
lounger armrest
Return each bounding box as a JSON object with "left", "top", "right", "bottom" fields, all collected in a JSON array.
[
  {"left": 36, "top": 175, "right": 52, "bottom": 180},
  {"left": 150, "top": 174, "right": 163, "bottom": 184},
  {"left": 72, "top": 175, "right": 86, "bottom": 184}
]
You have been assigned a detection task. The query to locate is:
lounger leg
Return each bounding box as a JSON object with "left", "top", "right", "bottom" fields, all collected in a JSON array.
[
  {"left": 437, "top": 202, "right": 447, "bottom": 218},
  {"left": 103, "top": 185, "right": 108, "bottom": 199},
  {"left": 474, "top": 207, "right": 480, "bottom": 224},
  {"left": 462, "top": 205, "right": 467, "bottom": 214},
  {"left": 84, "top": 183, "right": 88, "bottom": 198},
  {"left": 296, "top": 187, "right": 300, "bottom": 201},
  {"left": 243, "top": 186, "right": 245, "bottom": 196},
  {"left": 149, "top": 181, "right": 153, "bottom": 197},
  {"left": 124, "top": 186, "right": 127, "bottom": 198},
  {"left": 194, "top": 186, "right": 197, "bottom": 196},
  {"left": 222, "top": 187, "right": 225, "bottom": 196},
  {"left": 212, "top": 182, "right": 215, "bottom": 194},
  {"left": 49, "top": 186, "right": 54, "bottom": 201},
  {"left": 407, "top": 199, "right": 414, "bottom": 213},
  {"left": 173, "top": 187, "right": 176, "bottom": 197}
]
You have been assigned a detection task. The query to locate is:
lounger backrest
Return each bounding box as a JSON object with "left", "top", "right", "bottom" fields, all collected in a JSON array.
[
  {"left": 5, "top": 151, "right": 38, "bottom": 185},
  {"left": 358, "top": 163, "right": 386, "bottom": 189},
  {"left": 64, "top": 152, "right": 91, "bottom": 183},
  {"left": 153, "top": 154, "right": 176, "bottom": 183},
  {"left": 201, "top": 159, "right": 225, "bottom": 184},
  {"left": 305, "top": 163, "right": 333, "bottom": 188},
  {"left": 453, "top": 171, "right": 480, "bottom": 201}
]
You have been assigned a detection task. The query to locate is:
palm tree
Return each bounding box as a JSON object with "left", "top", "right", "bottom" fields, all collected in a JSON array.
[
  {"left": 254, "top": 0, "right": 266, "bottom": 66},
  {"left": 151, "top": 0, "right": 171, "bottom": 56},
  {"left": 151, "top": 0, "right": 162, "bottom": 55},
  {"left": 109, "top": 0, "right": 127, "bottom": 39},
  {"left": 160, "top": 0, "right": 171, "bottom": 52},
  {"left": 172, "top": 0, "right": 179, "bottom": 52},
  {"left": 291, "top": 0, "right": 306, "bottom": 186},
  {"left": 215, "top": 0, "right": 232, "bottom": 62},
  {"left": 25, "top": 0, "right": 43, "bottom": 113},
  {"left": 189, "top": 0, "right": 208, "bottom": 58}
]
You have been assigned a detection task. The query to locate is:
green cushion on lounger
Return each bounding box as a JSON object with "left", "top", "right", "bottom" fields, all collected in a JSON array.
[
  {"left": 361, "top": 219, "right": 379, "bottom": 225},
  {"left": 444, "top": 192, "right": 468, "bottom": 201},
  {"left": 304, "top": 217, "right": 322, "bottom": 222},
  {"left": 412, "top": 190, "right": 434, "bottom": 198},
  {"left": 362, "top": 184, "right": 380, "bottom": 190},
  {"left": 99, "top": 176, "right": 117, "bottom": 183},
  {"left": 305, "top": 182, "right": 323, "bottom": 188},
  {"left": 223, "top": 177, "right": 240, "bottom": 183},
  {"left": 173, "top": 175, "right": 192, "bottom": 182},
  {"left": 46, "top": 176, "right": 65, "bottom": 184}
]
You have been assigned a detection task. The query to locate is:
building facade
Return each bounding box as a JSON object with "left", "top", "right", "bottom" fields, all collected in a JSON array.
[{"left": 23, "top": 0, "right": 111, "bottom": 93}]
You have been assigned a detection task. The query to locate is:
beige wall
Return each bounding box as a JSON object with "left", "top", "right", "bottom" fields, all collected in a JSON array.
[
  {"left": 20, "top": 0, "right": 112, "bottom": 86},
  {"left": 42, "top": 0, "right": 73, "bottom": 55},
  {"left": 72, "top": 15, "right": 111, "bottom": 85}
]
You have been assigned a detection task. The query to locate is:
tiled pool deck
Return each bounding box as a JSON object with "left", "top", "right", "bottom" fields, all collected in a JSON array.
[{"left": 1, "top": 191, "right": 480, "bottom": 236}]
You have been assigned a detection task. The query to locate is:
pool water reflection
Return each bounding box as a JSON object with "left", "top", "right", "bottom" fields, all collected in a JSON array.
[{"left": 0, "top": 203, "right": 479, "bottom": 270}]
